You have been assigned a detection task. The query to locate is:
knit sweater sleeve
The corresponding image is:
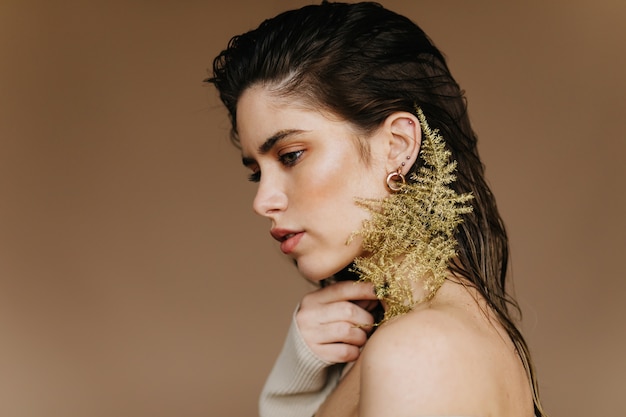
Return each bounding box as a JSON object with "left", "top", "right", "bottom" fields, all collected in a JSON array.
[{"left": 258, "top": 309, "right": 343, "bottom": 417}]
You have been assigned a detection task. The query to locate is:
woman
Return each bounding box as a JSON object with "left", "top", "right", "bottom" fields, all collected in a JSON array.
[{"left": 207, "top": 2, "right": 546, "bottom": 416}]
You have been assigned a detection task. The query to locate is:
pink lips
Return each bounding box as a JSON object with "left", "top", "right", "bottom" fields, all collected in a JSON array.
[{"left": 270, "top": 228, "right": 304, "bottom": 255}]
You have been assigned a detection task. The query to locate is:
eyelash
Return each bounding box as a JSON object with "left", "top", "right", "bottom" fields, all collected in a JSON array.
[
  {"left": 247, "top": 150, "right": 305, "bottom": 183},
  {"left": 248, "top": 172, "right": 261, "bottom": 183},
  {"left": 279, "top": 150, "right": 304, "bottom": 167}
]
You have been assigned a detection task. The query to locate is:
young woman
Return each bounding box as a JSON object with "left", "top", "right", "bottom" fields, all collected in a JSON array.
[{"left": 207, "top": 2, "right": 546, "bottom": 416}]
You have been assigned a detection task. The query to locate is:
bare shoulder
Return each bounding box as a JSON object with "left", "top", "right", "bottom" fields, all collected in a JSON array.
[
  {"left": 360, "top": 308, "right": 489, "bottom": 414},
  {"left": 359, "top": 293, "right": 533, "bottom": 417}
]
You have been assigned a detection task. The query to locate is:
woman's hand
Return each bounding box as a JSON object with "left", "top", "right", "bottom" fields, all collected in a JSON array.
[{"left": 296, "top": 281, "right": 380, "bottom": 364}]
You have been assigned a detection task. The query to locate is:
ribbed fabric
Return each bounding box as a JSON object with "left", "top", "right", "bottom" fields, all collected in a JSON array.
[{"left": 259, "top": 308, "right": 343, "bottom": 417}]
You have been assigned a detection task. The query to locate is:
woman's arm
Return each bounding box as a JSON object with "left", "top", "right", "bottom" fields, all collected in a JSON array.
[
  {"left": 260, "top": 281, "right": 378, "bottom": 417},
  {"left": 259, "top": 313, "right": 343, "bottom": 417}
]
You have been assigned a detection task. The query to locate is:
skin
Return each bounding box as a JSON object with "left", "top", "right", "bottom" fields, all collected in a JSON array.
[
  {"left": 237, "top": 84, "right": 419, "bottom": 362},
  {"left": 237, "top": 85, "right": 534, "bottom": 416},
  {"left": 316, "top": 282, "right": 535, "bottom": 417},
  {"left": 237, "top": 85, "right": 419, "bottom": 282}
]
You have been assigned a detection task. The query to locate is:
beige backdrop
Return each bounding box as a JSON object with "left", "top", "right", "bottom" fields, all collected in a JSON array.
[{"left": 1, "top": 1, "right": 624, "bottom": 416}]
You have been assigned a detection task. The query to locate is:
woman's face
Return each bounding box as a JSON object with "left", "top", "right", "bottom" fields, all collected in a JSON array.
[{"left": 236, "top": 86, "right": 391, "bottom": 282}]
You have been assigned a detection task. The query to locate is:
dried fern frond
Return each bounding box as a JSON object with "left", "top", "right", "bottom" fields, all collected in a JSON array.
[{"left": 350, "top": 107, "right": 473, "bottom": 322}]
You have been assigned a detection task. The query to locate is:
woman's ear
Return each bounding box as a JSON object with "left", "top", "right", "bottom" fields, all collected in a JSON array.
[{"left": 384, "top": 112, "right": 421, "bottom": 175}]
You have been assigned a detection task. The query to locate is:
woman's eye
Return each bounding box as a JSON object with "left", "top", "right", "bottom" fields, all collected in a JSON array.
[
  {"left": 246, "top": 150, "right": 303, "bottom": 183},
  {"left": 279, "top": 150, "right": 304, "bottom": 166}
]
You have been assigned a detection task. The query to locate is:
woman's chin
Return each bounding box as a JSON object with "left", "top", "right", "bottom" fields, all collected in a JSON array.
[
  {"left": 296, "top": 267, "right": 328, "bottom": 284},
  {"left": 295, "top": 260, "right": 348, "bottom": 283}
]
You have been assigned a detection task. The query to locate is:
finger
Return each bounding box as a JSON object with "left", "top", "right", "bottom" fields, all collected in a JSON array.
[
  {"left": 307, "top": 281, "right": 379, "bottom": 305},
  {"left": 352, "top": 299, "right": 380, "bottom": 312},
  {"left": 298, "top": 300, "right": 375, "bottom": 328},
  {"left": 312, "top": 342, "right": 361, "bottom": 364},
  {"left": 305, "top": 320, "right": 370, "bottom": 347}
]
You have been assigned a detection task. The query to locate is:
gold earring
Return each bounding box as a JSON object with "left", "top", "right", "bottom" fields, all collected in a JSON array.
[
  {"left": 386, "top": 168, "right": 405, "bottom": 192},
  {"left": 387, "top": 156, "right": 411, "bottom": 192}
]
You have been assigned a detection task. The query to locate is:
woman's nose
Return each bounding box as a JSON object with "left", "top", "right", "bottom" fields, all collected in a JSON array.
[{"left": 252, "top": 178, "right": 288, "bottom": 217}]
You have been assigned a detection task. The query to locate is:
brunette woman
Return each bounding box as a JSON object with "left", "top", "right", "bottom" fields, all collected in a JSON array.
[{"left": 207, "top": 2, "right": 546, "bottom": 416}]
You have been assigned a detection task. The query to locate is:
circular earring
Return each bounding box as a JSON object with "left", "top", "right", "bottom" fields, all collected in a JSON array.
[{"left": 386, "top": 169, "right": 406, "bottom": 192}]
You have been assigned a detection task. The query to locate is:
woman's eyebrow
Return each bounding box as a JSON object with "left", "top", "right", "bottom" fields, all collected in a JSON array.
[{"left": 241, "top": 129, "right": 307, "bottom": 167}]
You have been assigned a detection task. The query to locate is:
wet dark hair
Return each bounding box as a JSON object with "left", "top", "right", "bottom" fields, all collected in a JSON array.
[{"left": 206, "top": 2, "right": 545, "bottom": 415}]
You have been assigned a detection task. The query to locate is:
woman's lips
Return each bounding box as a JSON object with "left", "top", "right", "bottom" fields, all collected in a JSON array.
[
  {"left": 279, "top": 232, "right": 303, "bottom": 254},
  {"left": 270, "top": 229, "right": 304, "bottom": 255}
]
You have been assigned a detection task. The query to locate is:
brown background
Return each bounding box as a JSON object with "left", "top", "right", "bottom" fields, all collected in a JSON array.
[{"left": 1, "top": 1, "right": 624, "bottom": 416}]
